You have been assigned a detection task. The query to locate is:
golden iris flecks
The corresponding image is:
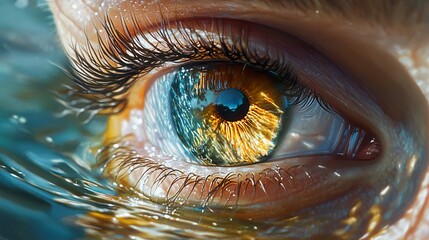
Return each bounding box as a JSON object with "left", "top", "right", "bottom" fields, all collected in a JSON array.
[{"left": 170, "top": 63, "right": 285, "bottom": 166}]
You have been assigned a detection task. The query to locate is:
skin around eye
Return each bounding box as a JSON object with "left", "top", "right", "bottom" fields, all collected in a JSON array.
[{"left": 48, "top": 0, "right": 429, "bottom": 239}]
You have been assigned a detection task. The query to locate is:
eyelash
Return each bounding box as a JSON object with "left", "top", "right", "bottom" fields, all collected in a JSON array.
[
  {"left": 62, "top": 14, "right": 330, "bottom": 119},
  {"left": 97, "top": 138, "right": 312, "bottom": 209}
]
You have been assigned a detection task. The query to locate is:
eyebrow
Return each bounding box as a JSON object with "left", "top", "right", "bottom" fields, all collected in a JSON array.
[{"left": 260, "top": 0, "right": 428, "bottom": 30}]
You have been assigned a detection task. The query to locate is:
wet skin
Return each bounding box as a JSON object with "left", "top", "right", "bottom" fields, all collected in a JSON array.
[{"left": 47, "top": 0, "right": 429, "bottom": 239}]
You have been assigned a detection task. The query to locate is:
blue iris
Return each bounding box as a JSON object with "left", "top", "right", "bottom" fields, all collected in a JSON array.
[{"left": 169, "top": 66, "right": 216, "bottom": 164}]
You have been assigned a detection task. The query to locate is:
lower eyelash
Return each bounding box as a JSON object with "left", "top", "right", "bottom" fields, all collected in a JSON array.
[
  {"left": 61, "top": 13, "right": 326, "bottom": 120},
  {"left": 97, "top": 138, "right": 313, "bottom": 210}
]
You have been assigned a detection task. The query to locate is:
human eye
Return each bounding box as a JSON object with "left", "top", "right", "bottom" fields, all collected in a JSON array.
[{"left": 48, "top": 0, "right": 428, "bottom": 239}]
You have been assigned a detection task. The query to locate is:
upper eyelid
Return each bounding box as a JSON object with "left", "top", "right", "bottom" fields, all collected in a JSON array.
[
  {"left": 65, "top": 15, "right": 384, "bottom": 130},
  {"left": 51, "top": 1, "right": 426, "bottom": 114},
  {"left": 61, "top": 9, "right": 411, "bottom": 142},
  {"left": 64, "top": 17, "right": 299, "bottom": 116}
]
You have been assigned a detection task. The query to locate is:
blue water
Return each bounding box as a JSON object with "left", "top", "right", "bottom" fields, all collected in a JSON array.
[{"left": 0, "top": 1, "right": 112, "bottom": 239}]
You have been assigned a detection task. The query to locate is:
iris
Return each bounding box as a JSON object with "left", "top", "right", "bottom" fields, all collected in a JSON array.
[{"left": 170, "top": 63, "right": 286, "bottom": 166}]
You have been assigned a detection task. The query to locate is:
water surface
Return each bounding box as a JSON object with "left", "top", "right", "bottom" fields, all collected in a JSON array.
[{"left": 0, "top": 2, "right": 111, "bottom": 239}]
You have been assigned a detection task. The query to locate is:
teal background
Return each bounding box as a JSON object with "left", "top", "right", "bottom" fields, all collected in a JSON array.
[{"left": 0, "top": 1, "right": 109, "bottom": 239}]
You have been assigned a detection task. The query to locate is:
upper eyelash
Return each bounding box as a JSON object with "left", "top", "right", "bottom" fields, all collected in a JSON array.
[{"left": 61, "top": 14, "right": 329, "bottom": 119}]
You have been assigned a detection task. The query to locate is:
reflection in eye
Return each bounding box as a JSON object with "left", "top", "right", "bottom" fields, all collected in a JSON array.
[
  {"left": 169, "top": 62, "right": 286, "bottom": 166},
  {"left": 52, "top": 4, "right": 428, "bottom": 239}
]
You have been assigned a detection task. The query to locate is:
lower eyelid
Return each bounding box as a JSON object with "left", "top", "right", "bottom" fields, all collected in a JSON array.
[{"left": 103, "top": 137, "right": 358, "bottom": 216}]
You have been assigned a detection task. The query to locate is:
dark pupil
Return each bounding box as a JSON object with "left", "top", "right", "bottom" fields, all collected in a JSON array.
[{"left": 215, "top": 88, "right": 250, "bottom": 122}]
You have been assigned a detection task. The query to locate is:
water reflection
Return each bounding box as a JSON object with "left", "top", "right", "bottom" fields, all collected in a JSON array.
[{"left": 0, "top": 1, "right": 110, "bottom": 239}]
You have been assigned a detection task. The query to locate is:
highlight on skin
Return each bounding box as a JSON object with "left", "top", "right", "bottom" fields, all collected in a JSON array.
[{"left": 47, "top": 0, "right": 429, "bottom": 239}]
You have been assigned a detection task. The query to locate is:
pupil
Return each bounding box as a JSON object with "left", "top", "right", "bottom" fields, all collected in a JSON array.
[{"left": 215, "top": 88, "right": 250, "bottom": 122}]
